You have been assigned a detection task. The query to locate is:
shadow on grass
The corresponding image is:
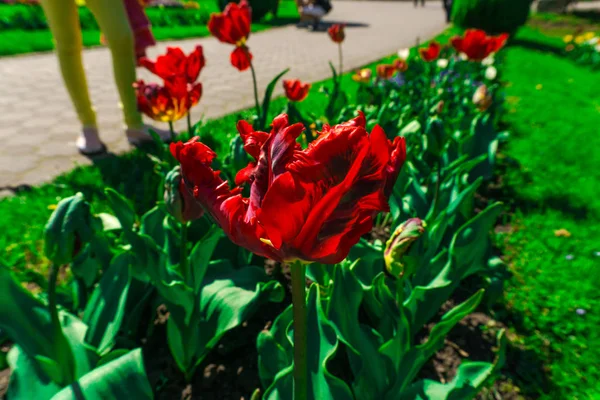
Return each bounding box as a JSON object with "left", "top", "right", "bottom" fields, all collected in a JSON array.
[
  {"left": 509, "top": 37, "right": 565, "bottom": 57},
  {"left": 571, "top": 10, "right": 600, "bottom": 23},
  {"left": 296, "top": 20, "right": 369, "bottom": 32}
]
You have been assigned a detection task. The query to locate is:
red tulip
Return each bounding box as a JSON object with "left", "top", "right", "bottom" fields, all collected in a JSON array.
[
  {"left": 170, "top": 113, "right": 406, "bottom": 264},
  {"left": 328, "top": 24, "right": 345, "bottom": 43},
  {"left": 134, "top": 76, "right": 202, "bottom": 122},
  {"left": 230, "top": 46, "right": 253, "bottom": 71},
  {"left": 451, "top": 29, "right": 509, "bottom": 61},
  {"left": 283, "top": 79, "right": 311, "bottom": 102},
  {"left": 139, "top": 46, "right": 205, "bottom": 83},
  {"left": 393, "top": 58, "right": 408, "bottom": 72},
  {"left": 208, "top": 0, "right": 253, "bottom": 71},
  {"left": 376, "top": 64, "right": 396, "bottom": 80},
  {"left": 419, "top": 41, "right": 441, "bottom": 62}
]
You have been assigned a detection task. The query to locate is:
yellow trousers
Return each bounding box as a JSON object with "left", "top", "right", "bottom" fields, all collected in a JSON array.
[{"left": 39, "top": 0, "right": 143, "bottom": 129}]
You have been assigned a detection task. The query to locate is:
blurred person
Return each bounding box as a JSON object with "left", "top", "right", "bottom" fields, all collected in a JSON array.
[
  {"left": 39, "top": 0, "right": 163, "bottom": 156},
  {"left": 443, "top": 0, "right": 453, "bottom": 22},
  {"left": 296, "top": 0, "right": 332, "bottom": 30}
]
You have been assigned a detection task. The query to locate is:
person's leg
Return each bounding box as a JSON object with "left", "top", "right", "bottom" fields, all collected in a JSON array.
[
  {"left": 86, "top": 0, "right": 143, "bottom": 131},
  {"left": 39, "top": 0, "right": 104, "bottom": 153}
]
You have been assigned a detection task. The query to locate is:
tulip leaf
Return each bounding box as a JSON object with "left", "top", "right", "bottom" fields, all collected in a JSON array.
[
  {"left": 167, "top": 264, "right": 283, "bottom": 378},
  {"left": 98, "top": 212, "right": 122, "bottom": 231},
  {"left": 396, "top": 330, "right": 506, "bottom": 400},
  {"left": 83, "top": 252, "right": 132, "bottom": 355},
  {"left": 140, "top": 206, "right": 168, "bottom": 248},
  {"left": 0, "top": 264, "right": 76, "bottom": 386},
  {"left": 393, "top": 289, "right": 485, "bottom": 390},
  {"left": 263, "top": 285, "right": 354, "bottom": 400},
  {"left": 6, "top": 346, "right": 62, "bottom": 400},
  {"left": 104, "top": 188, "right": 137, "bottom": 233},
  {"left": 50, "top": 349, "right": 152, "bottom": 400},
  {"left": 259, "top": 68, "right": 290, "bottom": 130},
  {"left": 189, "top": 225, "right": 223, "bottom": 294},
  {"left": 257, "top": 305, "right": 293, "bottom": 389},
  {"left": 327, "top": 265, "right": 389, "bottom": 398},
  {"left": 450, "top": 202, "right": 504, "bottom": 277}
]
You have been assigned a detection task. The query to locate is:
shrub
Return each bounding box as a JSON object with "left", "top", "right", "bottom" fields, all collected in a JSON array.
[{"left": 452, "top": 0, "right": 534, "bottom": 35}]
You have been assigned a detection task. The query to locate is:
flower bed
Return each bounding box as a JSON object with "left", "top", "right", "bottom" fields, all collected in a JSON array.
[{"left": 0, "top": 3, "right": 514, "bottom": 397}]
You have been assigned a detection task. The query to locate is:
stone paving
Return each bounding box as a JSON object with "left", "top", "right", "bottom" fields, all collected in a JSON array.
[{"left": 0, "top": 1, "right": 446, "bottom": 189}]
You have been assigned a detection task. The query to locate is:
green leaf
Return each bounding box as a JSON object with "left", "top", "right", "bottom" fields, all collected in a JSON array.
[
  {"left": 6, "top": 346, "right": 62, "bottom": 400},
  {"left": 83, "top": 252, "right": 132, "bottom": 355},
  {"left": 259, "top": 68, "right": 290, "bottom": 129},
  {"left": 397, "top": 330, "right": 507, "bottom": 400},
  {"left": 327, "top": 264, "right": 389, "bottom": 398},
  {"left": 393, "top": 290, "right": 485, "bottom": 392},
  {"left": 140, "top": 206, "right": 168, "bottom": 248},
  {"left": 104, "top": 188, "right": 137, "bottom": 233},
  {"left": 263, "top": 285, "right": 354, "bottom": 400},
  {"left": 0, "top": 264, "right": 74, "bottom": 385},
  {"left": 50, "top": 349, "right": 153, "bottom": 400},
  {"left": 189, "top": 225, "right": 223, "bottom": 293},
  {"left": 450, "top": 202, "right": 504, "bottom": 277},
  {"left": 257, "top": 305, "right": 293, "bottom": 389},
  {"left": 98, "top": 212, "right": 122, "bottom": 231},
  {"left": 168, "top": 265, "right": 283, "bottom": 378}
]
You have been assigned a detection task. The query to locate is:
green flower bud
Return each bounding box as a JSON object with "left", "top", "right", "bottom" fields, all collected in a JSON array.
[
  {"left": 44, "top": 193, "right": 94, "bottom": 265},
  {"left": 384, "top": 218, "right": 426, "bottom": 279},
  {"left": 164, "top": 166, "right": 204, "bottom": 224}
]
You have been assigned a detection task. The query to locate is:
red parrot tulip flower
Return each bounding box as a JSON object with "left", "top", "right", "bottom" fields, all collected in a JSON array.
[
  {"left": 171, "top": 113, "right": 406, "bottom": 264},
  {"left": 208, "top": 0, "right": 253, "bottom": 71},
  {"left": 376, "top": 64, "right": 397, "bottom": 80},
  {"left": 419, "top": 41, "right": 441, "bottom": 62},
  {"left": 328, "top": 24, "right": 345, "bottom": 43},
  {"left": 135, "top": 76, "right": 202, "bottom": 122},
  {"left": 451, "top": 29, "right": 509, "bottom": 61},
  {"left": 140, "top": 46, "right": 205, "bottom": 83},
  {"left": 393, "top": 59, "right": 408, "bottom": 72},
  {"left": 283, "top": 79, "right": 311, "bottom": 102}
]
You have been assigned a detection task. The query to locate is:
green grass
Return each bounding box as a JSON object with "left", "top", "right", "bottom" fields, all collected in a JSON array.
[
  {"left": 0, "top": 1, "right": 299, "bottom": 57},
  {"left": 495, "top": 22, "right": 600, "bottom": 399}
]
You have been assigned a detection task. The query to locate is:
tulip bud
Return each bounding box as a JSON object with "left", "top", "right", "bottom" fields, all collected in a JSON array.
[
  {"left": 164, "top": 166, "right": 204, "bottom": 224},
  {"left": 384, "top": 218, "right": 426, "bottom": 279},
  {"left": 473, "top": 84, "right": 492, "bottom": 111},
  {"left": 44, "top": 193, "right": 94, "bottom": 265}
]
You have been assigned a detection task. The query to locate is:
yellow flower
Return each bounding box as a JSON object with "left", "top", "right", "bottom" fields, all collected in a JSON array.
[
  {"left": 583, "top": 32, "right": 596, "bottom": 40},
  {"left": 563, "top": 35, "right": 573, "bottom": 43},
  {"left": 352, "top": 68, "right": 372, "bottom": 83},
  {"left": 574, "top": 36, "right": 586, "bottom": 45}
]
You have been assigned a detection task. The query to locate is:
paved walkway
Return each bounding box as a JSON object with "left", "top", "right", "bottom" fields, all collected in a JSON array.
[{"left": 0, "top": 1, "right": 446, "bottom": 189}]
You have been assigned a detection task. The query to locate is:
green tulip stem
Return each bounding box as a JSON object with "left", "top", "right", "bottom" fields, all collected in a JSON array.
[
  {"left": 290, "top": 260, "right": 308, "bottom": 400},
  {"left": 186, "top": 113, "right": 193, "bottom": 138},
  {"left": 168, "top": 121, "right": 175, "bottom": 142},
  {"left": 338, "top": 43, "right": 343, "bottom": 76},
  {"left": 48, "top": 263, "right": 61, "bottom": 346},
  {"left": 249, "top": 60, "right": 262, "bottom": 123},
  {"left": 433, "top": 158, "right": 442, "bottom": 215},
  {"left": 180, "top": 222, "right": 189, "bottom": 283},
  {"left": 48, "top": 263, "right": 75, "bottom": 384}
]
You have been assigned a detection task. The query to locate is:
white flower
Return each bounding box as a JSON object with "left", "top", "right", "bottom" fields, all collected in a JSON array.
[
  {"left": 587, "top": 37, "right": 599, "bottom": 46},
  {"left": 595, "top": 44, "right": 600, "bottom": 53},
  {"left": 482, "top": 56, "right": 495, "bottom": 66},
  {"left": 437, "top": 58, "right": 449, "bottom": 68},
  {"left": 459, "top": 52, "right": 468, "bottom": 61},
  {"left": 397, "top": 48, "right": 410, "bottom": 60},
  {"left": 485, "top": 66, "right": 497, "bottom": 80}
]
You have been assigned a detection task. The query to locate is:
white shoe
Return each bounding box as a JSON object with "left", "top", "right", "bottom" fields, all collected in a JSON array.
[
  {"left": 77, "top": 126, "right": 107, "bottom": 156},
  {"left": 126, "top": 124, "right": 173, "bottom": 146}
]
